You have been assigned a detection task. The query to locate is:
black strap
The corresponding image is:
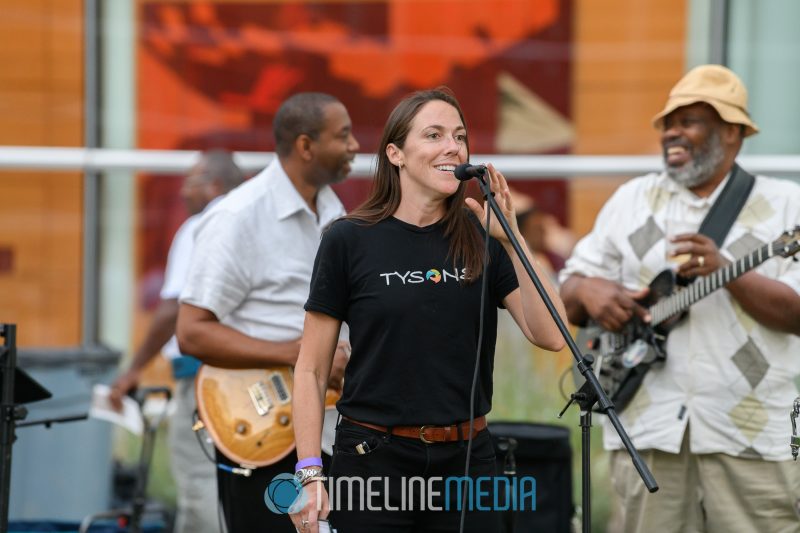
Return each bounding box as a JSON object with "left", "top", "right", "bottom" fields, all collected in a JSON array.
[{"left": 697, "top": 163, "right": 756, "bottom": 248}]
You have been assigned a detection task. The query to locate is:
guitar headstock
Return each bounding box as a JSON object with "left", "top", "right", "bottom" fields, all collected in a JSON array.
[{"left": 775, "top": 226, "right": 800, "bottom": 258}]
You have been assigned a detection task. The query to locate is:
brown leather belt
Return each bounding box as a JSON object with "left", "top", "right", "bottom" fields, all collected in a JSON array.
[{"left": 343, "top": 416, "right": 487, "bottom": 444}]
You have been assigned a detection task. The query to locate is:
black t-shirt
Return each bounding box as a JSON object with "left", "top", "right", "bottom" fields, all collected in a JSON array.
[{"left": 305, "top": 216, "right": 519, "bottom": 426}]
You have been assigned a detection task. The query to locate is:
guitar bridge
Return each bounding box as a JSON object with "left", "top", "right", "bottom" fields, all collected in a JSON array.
[{"left": 248, "top": 381, "right": 273, "bottom": 416}]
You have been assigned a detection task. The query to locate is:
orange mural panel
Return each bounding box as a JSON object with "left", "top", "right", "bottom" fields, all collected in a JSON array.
[
  {"left": 138, "top": 0, "right": 571, "bottom": 153},
  {"left": 137, "top": 0, "right": 573, "bottom": 296}
]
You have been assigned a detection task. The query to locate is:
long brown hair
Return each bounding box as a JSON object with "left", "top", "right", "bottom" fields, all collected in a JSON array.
[{"left": 345, "top": 88, "right": 484, "bottom": 280}]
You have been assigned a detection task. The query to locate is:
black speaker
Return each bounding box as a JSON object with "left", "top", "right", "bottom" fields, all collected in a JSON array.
[{"left": 489, "top": 421, "right": 573, "bottom": 533}]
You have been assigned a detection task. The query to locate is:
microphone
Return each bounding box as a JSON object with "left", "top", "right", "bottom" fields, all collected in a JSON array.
[{"left": 454, "top": 163, "right": 487, "bottom": 181}]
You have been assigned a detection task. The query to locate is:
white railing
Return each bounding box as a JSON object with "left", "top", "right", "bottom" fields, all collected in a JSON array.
[
  {"left": 3, "top": 145, "right": 799, "bottom": 349},
  {"left": 2, "top": 146, "right": 800, "bottom": 178}
]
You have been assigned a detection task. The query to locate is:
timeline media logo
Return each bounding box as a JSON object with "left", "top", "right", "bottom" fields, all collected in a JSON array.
[
  {"left": 263, "top": 473, "right": 536, "bottom": 514},
  {"left": 264, "top": 473, "right": 307, "bottom": 514}
]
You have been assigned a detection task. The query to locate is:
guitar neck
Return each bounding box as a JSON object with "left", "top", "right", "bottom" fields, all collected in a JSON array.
[{"left": 650, "top": 241, "right": 775, "bottom": 326}]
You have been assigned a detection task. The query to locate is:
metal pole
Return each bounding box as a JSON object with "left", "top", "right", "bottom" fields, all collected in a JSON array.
[
  {"left": 581, "top": 410, "right": 591, "bottom": 533},
  {"left": 708, "top": 0, "right": 730, "bottom": 66},
  {"left": 0, "top": 325, "right": 18, "bottom": 533},
  {"left": 83, "top": 0, "right": 101, "bottom": 345}
]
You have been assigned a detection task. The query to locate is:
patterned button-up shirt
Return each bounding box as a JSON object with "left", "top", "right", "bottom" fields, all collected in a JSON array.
[{"left": 560, "top": 171, "right": 800, "bottom": 460}]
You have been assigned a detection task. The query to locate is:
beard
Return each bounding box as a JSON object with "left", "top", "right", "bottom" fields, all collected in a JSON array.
[
  {"left": 665, "top": 130, "right": 725, "bottom": 189},
  {"left": 309, "top": 159, "right": 351, "bottom": 187}
]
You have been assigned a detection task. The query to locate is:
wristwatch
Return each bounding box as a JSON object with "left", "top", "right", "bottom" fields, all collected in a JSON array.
[{"left": 294, "top": 466, "right": 323, "bottom": 485}]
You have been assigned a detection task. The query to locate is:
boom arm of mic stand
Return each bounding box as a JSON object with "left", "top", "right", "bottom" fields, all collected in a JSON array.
[{"left": 473, "top": 175, "right": 658, "bottom": 494}]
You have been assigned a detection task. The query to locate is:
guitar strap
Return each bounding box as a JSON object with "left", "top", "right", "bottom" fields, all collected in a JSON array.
[{"left": 696, "top": 163, "right": 756, "bottom": 248}]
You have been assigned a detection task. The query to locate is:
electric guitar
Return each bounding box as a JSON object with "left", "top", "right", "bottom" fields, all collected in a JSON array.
[
  {"left": 195, "top": 365, "right": 341, "bottom": 467},
  {"left": 573, "top": 226, "right": 800, "bottom": 413}
]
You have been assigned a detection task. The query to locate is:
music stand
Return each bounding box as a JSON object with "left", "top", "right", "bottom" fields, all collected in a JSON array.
[
  {"left": 7, "top": 366, "right": 52, "bottom": 405},
  {"left": 1, "top": 324, "right": 53, "bottom": 532}
]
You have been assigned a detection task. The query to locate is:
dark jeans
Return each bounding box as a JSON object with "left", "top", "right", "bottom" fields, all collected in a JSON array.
[
  {"left": 216, "top": 451, "right": 334, "bottom": 532},
  {"left": 215, "top": 450, "right": 297, "bottom": 533},
  {"left": 328, "top": 419, "right": 503, "bottom": 533}
]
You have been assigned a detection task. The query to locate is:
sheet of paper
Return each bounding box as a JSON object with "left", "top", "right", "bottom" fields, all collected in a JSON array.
[{"left": 89, "top": 383, "right": 144, "bottom": 435}]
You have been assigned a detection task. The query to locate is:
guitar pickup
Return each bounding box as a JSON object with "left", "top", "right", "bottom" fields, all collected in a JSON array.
[
  {"left": 269, "top": 372, "right": 291, "bottom": 405},
  {"left": 248, "top": 381, "right": 273, "bottom": 416}
]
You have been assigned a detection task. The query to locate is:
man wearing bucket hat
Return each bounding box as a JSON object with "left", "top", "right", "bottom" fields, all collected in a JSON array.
[{"left": 560, "top": 64, "right": 800, "bottom": 532}]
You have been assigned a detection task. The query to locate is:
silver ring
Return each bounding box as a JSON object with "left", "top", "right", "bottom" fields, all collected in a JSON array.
[
  {"left": 698, "top": 256, "right": 705, "bottom": 267},
  {"left": 301, "top": 519, "right": 309, "bottom": 529}
]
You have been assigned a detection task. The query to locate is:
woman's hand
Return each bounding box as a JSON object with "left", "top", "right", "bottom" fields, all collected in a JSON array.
[
  {"left": 289, "top": 480, "right": 330, "bottom": 533},
  {"left": 464, "top": 163, "right": 519, "bottom": 243}
]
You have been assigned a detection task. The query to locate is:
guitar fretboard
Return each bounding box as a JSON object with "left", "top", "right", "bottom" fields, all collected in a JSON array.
[{"left": 650, "top": 241, "right": 776, "bottom": 326}]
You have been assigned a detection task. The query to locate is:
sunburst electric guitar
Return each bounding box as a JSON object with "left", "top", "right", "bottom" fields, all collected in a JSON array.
[
  {"left": 195, "top": 365, "right": 341, "bottom": 467},
  {"left": 574, "top": 226, "right": 800, "bottom": 413}
]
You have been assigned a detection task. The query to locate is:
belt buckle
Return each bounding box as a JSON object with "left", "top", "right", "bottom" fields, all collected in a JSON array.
[{"left": 419, "top": 425, "right": 434, "bottom": 444}]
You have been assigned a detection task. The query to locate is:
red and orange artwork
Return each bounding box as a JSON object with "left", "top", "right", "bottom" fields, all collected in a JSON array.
[
  {"left": 138, "top": 0, "right": 572, "bottom": 153},
  {"left": 136, "top": 0, "right": 572, "bottom": 293}
]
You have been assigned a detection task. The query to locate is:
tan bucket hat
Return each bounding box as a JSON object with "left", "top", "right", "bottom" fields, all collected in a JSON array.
[{"left": 652, "top": 64, "right": 759, "bottom": 137}]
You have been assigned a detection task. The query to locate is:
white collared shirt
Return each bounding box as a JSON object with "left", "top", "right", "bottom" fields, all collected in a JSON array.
[
  {"left": 560, "top": 171, "right": 800, "bottom": 460},
  {"left": 181, "top": 159, "right": 345, "bottom": 454},
  {"left": 181, "top": 158, "right": 344, "bottom": 340},
  {"left": 160, "top": 196, "right": 223, "bottom": 360}
]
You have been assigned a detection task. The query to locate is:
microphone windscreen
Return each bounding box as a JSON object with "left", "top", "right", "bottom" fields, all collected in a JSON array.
[
  {"left": 454, "top": 163, "right": 485, "bottom": 181},
  {"left": 454, "top": 163, "right": 473, "bottom": 181}
]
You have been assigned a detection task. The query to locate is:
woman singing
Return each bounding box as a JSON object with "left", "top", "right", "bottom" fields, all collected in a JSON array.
[{"left": 290, "top": 88, "right": 567, "bottom": 532}]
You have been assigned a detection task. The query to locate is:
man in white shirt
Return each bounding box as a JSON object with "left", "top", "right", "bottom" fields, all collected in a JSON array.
[
  {"left": 110, "top": 150, "right": 245, "bottom": 533},
  {"left": 560, "top": 65, "right": 800, "bottom": 533},
  {"left": 177, "top": 93, "right": 358, "bottom": 533}
]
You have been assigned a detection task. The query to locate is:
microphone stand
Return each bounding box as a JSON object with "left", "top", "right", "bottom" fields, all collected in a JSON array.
[
  {"left": 496, "top": 437, "right": 517, "bottom": 533},
  {"left": 790, "top": 397, "right": 800, "bottom": 461},
  {"left": 470, "top": 171, "right": 658, "bottom": 533}
]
